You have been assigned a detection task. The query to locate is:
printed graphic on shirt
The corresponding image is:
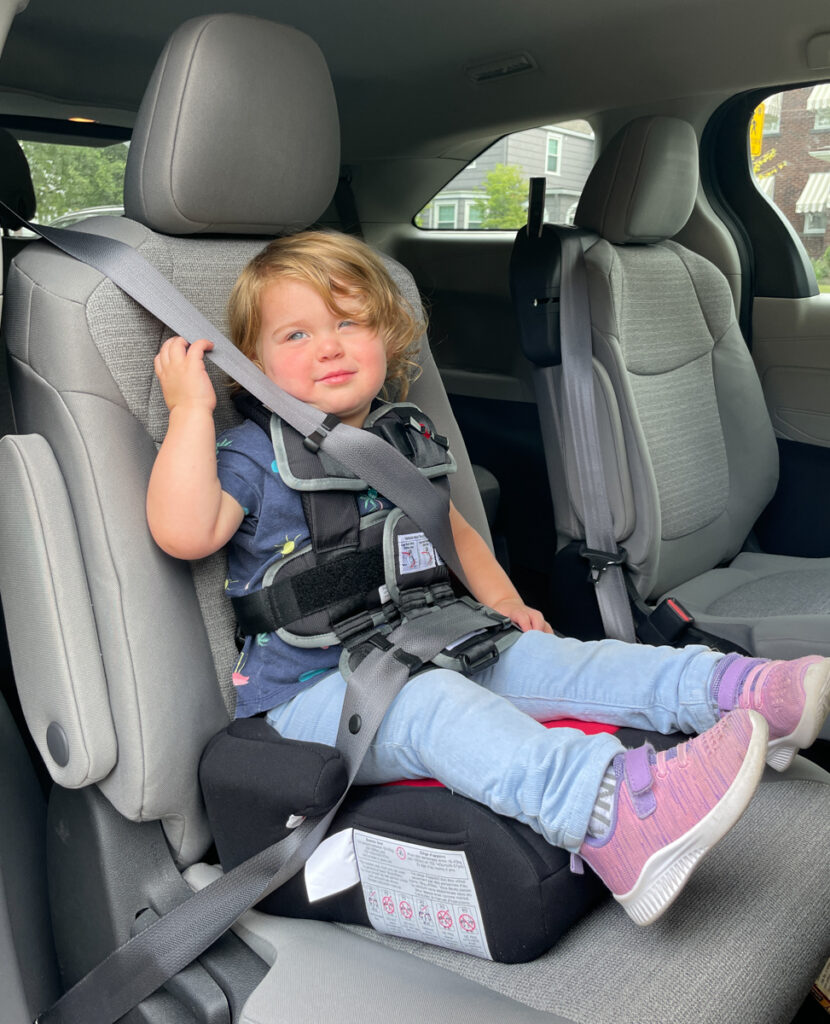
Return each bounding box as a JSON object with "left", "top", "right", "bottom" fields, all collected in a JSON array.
[
  {"left": 358, "top": 487, "right": 393, "bottom": 515},
  {"left": 397, "top": 532, "right": 443, "bottom": 575}
]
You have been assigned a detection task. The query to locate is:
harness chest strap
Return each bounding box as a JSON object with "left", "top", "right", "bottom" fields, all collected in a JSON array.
[{"left": 229, "top": 397, "right": 520, "bottom": 673}]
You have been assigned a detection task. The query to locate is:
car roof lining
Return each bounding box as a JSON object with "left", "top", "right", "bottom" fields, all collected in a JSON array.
[{"left": 0, "top": 0, "right": 829, "bottom": 164}]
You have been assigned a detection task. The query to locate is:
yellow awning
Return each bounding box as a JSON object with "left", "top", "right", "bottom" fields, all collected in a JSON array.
[
  {"left": 796, "top": 172, "right": 830, "bottom": 213},
  {"left": 807, "top": 84, "right": 830, "bottom": 111}
]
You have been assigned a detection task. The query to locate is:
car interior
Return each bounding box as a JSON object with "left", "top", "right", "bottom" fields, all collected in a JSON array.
[{"left": 0, "top": 2, "right": 827, "bottom": 1023}]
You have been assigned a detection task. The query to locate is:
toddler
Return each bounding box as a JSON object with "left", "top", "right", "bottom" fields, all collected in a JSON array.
[{"left": 147, "top": 230, "right": 830, "bottom": 926}]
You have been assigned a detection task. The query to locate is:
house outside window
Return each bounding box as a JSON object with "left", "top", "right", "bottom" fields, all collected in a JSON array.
[
  {"left": 750, "top": 85, "right": 830, "bottom": 263},
  {"left": 415, "top": 120, "right": 595, "bottom": 230},
  {"left": 546, "top": 133, "right": 562, "bottom": 175},
  {"left": 762, "top": 92, "right": 781, "bottom": 135}
]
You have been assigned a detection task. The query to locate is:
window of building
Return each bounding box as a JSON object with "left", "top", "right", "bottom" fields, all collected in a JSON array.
[
  {"left": 435, "top": 201, "right": 458, "bottom": 229},
  {"left": 804, "top": 210, "right": 828, "bottom": 235},
  {"left": 815, "top": 109, "right": 830, "bottom": 131},
  {"left": 546, "top": 133, "right": 562, "bottom": 175},
  {"left": 415, "top": 120, "right": 595, "bottom": 230},
  {"left": 761, "top": 92, "right": 782, "bottom": 135},
  {"left": 465, "top": 202, "right": 483, "bottom": 229}
]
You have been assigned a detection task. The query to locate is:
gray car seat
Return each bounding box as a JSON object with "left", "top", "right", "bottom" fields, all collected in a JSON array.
[
  {"left": 0, "top": 18, "right": 827, "bottom": 1024},
  {"left": 546, "top": 114, "right": 830, "bottom": 659}
]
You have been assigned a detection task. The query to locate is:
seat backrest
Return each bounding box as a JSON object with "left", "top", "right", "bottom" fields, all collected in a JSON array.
[
  {"left": 0, "top": 13, "right": 488, "bottom": 865},
  {"left": 548, "top": 116, "right": 780, "bottom": 600}
]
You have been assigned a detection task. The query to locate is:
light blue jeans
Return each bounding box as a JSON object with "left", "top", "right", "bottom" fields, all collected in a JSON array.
[{"left": 266, "top": 631, "right": 724, "bottom": 851}]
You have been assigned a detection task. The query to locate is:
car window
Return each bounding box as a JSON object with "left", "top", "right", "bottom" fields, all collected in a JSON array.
[
  {"left": 18, "top": 139, "right": 128, "bottom": 228},
  {"left": 415, "top": 120, "right": 595, "bottom": 230},
  {"left": 750, "top": 85, "right": 830, "bottom": 290}
]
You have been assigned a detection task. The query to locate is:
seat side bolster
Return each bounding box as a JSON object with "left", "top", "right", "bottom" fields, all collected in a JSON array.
[{"left": 0, "top": 434, "right": 116, "bottom": 786}]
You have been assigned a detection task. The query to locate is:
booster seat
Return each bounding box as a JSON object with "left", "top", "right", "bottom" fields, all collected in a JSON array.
[{"left": 0, "top": 15, "right": 828, "bottom": 1024}]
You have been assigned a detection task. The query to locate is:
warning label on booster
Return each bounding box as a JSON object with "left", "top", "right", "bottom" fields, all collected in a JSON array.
[{"left": 353, "top": 830, "right": 491, "bottom": 960}]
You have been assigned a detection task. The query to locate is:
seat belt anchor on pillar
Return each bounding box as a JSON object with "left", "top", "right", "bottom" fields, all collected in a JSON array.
[{"left": 578, "top": 543, "right": 627, "bottom": 585}]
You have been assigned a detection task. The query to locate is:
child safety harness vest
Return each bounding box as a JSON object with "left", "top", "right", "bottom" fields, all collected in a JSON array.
[{"left": 231, "top": 395, "right": 521, "bottom": 681}]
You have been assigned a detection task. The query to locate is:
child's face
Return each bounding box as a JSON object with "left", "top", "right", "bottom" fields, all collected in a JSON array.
[{"left": 256, "top": 277, "right": 388, "bottom": 428}]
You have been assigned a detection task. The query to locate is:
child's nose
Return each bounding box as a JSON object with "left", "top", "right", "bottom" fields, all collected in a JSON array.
[{"left": 317, "top": 331, "right": 344, "bottom": 358}]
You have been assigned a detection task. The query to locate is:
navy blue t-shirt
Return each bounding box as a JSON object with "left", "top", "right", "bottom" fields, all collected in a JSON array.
[{"left": 216, "top": 418, "right": 392, "bottom": 718}]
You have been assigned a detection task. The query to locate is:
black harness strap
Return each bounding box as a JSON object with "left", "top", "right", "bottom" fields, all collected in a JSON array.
[{"left": 232, "top": 547, "right": 386, "bottom": 636}]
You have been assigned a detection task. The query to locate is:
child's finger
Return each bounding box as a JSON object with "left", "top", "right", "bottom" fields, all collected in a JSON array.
[{"left": 185, "top": 337, "right": 215, "bottom": 361}]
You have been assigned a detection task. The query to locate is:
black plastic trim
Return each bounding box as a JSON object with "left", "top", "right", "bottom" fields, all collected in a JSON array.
[{"left": 0, "top": 114, "right": 131, "bottom": 143}]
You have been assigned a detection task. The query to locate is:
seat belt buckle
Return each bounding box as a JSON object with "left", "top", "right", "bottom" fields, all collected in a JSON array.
[
  {"left": 578, "top": 543, "right": 627, "bottom": 584},
  {"left": 648, "top": 597, "right": 694, "bottom": 644}
]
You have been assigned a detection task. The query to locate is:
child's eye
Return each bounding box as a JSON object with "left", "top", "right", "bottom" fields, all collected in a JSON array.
[
  {"left": 338, "top": 319, "right": 356, "bottom": 329},
  {"left": 286, "top": 330, "right": 308, "bottom": 342}
]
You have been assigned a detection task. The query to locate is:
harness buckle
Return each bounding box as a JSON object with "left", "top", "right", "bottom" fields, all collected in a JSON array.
[
  {"left": 456, "top": 639, "right": 500, "bottom": 675},
  {"left": 578, "top": 543, "right": 627, "bottom": 584}
]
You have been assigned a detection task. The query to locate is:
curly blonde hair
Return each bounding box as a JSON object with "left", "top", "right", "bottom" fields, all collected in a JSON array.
[{"left": 227, "top": 231, "right": 423, "bottom": 400}]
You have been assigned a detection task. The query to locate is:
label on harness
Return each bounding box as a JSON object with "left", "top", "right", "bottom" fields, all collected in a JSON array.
[
  {"left": 353, "top": 829, "right": 492, "bottom": 960},
  {"left": 397, "top": 532, "right": 443, "bottom": 575}
]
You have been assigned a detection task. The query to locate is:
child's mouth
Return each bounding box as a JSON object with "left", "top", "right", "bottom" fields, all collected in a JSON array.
[{"left": 318, "top": 370, "right": 356, "bottom": 384}]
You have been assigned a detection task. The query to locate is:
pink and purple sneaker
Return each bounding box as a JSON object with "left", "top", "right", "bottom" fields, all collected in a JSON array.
[
  {"left": 713, "top": 654, "right": 830, "bottom": 771},
  {"left": 578, "top": 709, "right": 767, "bottom": 926}
]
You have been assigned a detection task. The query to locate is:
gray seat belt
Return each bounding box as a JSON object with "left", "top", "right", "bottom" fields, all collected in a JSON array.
[
  {"left": 6, "top": 215, "right": 474, "bottom": 1023},
  {"left": 29, "top": 219, "right": 468, "bottom": 591},
  {"left": 543, "top": 221, "right": 635, "bottom": 643}
]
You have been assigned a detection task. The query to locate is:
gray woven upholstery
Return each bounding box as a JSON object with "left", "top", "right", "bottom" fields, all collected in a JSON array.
[
  {"left": 1, "top": 23, "right": 828, "bottom": 1024},
  {"left": 575, "top": 117, "right": 698, "bottom": 244},
  {"left": 553, "top": 115, "right": 830, "bottom": 656},
  {"left": 342, "top": 773, "right": 830, "bottom": 1024},
  {"left": 124, "top": 14, "right": 339, "bottom": 236}
]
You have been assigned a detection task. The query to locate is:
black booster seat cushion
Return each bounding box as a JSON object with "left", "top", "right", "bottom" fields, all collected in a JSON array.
[{"left": 200, "top": 719, "right": 608, "bottom": 964}]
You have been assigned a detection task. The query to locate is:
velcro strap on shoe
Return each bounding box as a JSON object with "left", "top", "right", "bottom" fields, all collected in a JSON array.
[{"left": 623, "top": 745, "right": 657, "bottom": 819}]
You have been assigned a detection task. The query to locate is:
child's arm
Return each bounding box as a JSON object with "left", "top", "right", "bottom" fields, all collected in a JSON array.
[
  {"left": 147, "top": 337, "right": 244, "bottom": 559},
  {"left": 449, "top": 502, "right": 553, "bottom": 633}
]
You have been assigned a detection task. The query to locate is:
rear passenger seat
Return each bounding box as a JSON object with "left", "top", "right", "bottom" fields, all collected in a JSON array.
[{"left": 0, "top": 18, "right": 827, "bottom": 1024}]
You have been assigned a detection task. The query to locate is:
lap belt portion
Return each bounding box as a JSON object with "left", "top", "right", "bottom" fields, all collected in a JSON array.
[{"left": 36, "top": 603, "right": 481, "bottom": 1024}]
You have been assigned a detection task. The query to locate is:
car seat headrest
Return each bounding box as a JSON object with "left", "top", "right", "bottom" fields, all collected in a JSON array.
[
  {"left": 124, "top": 14, "right": 340, "bottom": 236},
  {"left": 0, "top": 128, "right": 35, "bottom": 230},
  {"left": 574, "top": 116, "right": 698, "bottom": 244}
]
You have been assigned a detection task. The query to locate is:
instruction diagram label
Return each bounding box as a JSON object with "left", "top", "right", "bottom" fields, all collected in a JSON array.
[
  {"left": 353, "top": 830, "right": 491, "bottom": 959},
  {"left": 397, "top": 532, "right": 443, "bottom": 575}
]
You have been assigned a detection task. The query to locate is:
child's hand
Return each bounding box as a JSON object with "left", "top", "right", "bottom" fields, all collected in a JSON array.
[
  {"left": 491, "top": 597, "right": 553, "bottom": 634},
  {"left": 154, "top": 337, "right": 217, "bottom": 414}
]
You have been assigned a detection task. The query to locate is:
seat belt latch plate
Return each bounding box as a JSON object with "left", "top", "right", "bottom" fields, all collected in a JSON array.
[{"left": 578, "top": 543, "right": 627, "bottom": 584}]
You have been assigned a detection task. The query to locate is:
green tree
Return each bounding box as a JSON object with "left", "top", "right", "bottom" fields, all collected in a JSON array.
[
  {"left": 812, "top": 245, "right": 830, "bottom": 286},
  {"left": 472, "top": 164, "right": 526, "bottom": 229},
  {"left": 20, "top": 141, "right": 128, "bottom": 224}
]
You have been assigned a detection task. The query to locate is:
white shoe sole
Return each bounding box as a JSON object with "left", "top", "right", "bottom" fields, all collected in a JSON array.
[
  {"left": 617, "top": 711, "right": 769, "bottom": 926},
  {"left": 766, "top": 660, "right": 830, "bottom": 772}
]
